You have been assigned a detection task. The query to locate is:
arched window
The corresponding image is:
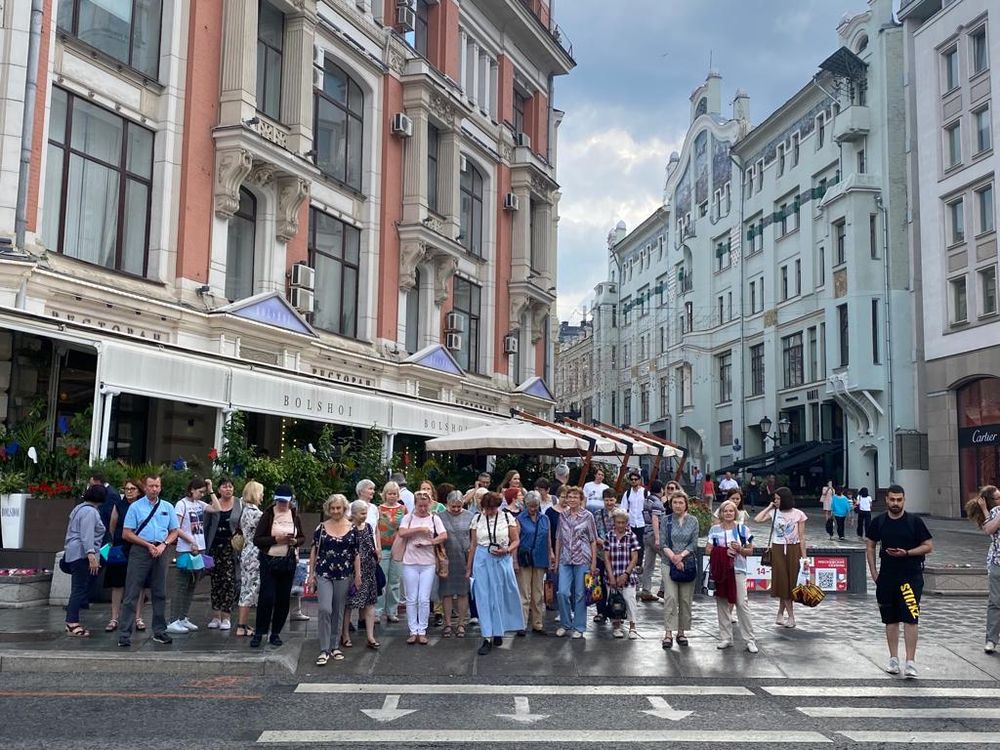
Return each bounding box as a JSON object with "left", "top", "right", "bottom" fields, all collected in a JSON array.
[
  {"left": 460, "top": 163, "right": 484, "bottom": 257},
  {"left": 315, "top": 59, "right": 364, "bottom": 191},
  {"left": 226, "top": 188, "right": 256, "bottom": 301}
]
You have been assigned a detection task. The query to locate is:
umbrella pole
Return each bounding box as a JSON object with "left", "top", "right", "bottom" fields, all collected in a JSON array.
[
  {"left": 577, "top": 452, "right": 593, "bottom": 487},
  {"left": 614, "top": 446, "right": 633, "bottom": 494}
]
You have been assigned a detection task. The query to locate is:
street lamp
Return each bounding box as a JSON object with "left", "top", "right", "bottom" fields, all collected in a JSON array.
[{"left": 759, "top": 415, "right": 791, "bottom": 447}]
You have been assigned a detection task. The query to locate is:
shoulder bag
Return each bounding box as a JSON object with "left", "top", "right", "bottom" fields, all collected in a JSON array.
[
  {"left": 121, "top": 500, "right": 161, "bottom": 557},
  {"left": 667, "top": 517, "right": 698, "bottom": 583},
  {"left": 517, "top": 516, "right": 538, "bottom": 569},
  {"left": 432, "top": 516, "right": 449, "bottom": 578},
  {"left": 761, "top": 510, "right": 777, "bottom": 567},
  {"left": 390, "top": 511, "right": 410, "bottom": 563}
]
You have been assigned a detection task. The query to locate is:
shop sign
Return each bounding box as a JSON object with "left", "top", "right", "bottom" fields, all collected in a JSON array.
[
  {"left": 959, "top": 424, "right": 1000, "bottom": 448},
  {"left": 804, "top": 555, "right": 848, "bottom": 591},
  {"left": 48, "top": 309, "right": 168, "bottom": 342}
]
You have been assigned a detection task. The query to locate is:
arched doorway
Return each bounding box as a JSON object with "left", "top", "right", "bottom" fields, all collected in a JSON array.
[{"left": 958, "top": 377, "right": 1000, "bottom": 514}]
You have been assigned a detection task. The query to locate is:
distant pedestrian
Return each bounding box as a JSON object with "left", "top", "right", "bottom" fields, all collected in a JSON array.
[
  {"left": 754, "top": 487, "right": 807, "bottom": 629},
  {"left": 204, "top": 476, "right": 242, "bottom": 631},
  {"left": 500, "top": 470, "right": 522, "bottom": 492},
  {"left": 377, "top": 481, "right": 406, "bottom": 623},
  {"left": 438, "top": 490, "right": 474, "bottom": 638},
  {"left": 101, "top": 477, "right": 145, "bottom": 633},
  {"left": 514, "top": 492, "right": 552, "bottom": 636},
  {"left": 967, "top": 485, "right": 1000, "bottom": 653},
  {"left": 820, "top": 481, "right": 834, "bottom": 522},
  {"left": 307, "top": 495, "right": 359, "bottom": 665},
  {"left": 347, "top": 499, "right": 380, "bottom": 650},
  {"left": 391, "top": 472, "right": 415, "bottom": 513},
  {"left": 250, "top": 484, "right": 306, "bottom": 648},
  {"left": 707, "top": 500, "right": 757, "bottom": 653},
  {"left": 468, "top": 491, "right": 523, "bottom": 654},
  {"left": 603, "top": 509, "right": 640, "bottom": 639},
  {"left": 828, "top": 488, "right": 851, "bottom": 541},
  {"left": 856, "top": 487, "right": 874, "bottom": 538},
  {"left": 638, "top": 480, "right": 664, "bottom": 602},
  {"left": 583, "top": 468, "right": 610, "bottom": 513},
  {"left": 592, "top": 488, "right": 617, "bottom": 623},
  {"left": 63, "top": 485, "right": 106, "bottom": 637},
  {"left": 660, "top": 490, "right": 698, "bottom": 649},
  {"left": 719, "top": 471, "right": 739, "bottom": 496},
  {"left": 167, "top": 478, "right": 221, "bottom": 635},
  {"left": 620, "top": 470, "right": 648, "bottom": 571},
  {"left": 702, "top": 476, "right": 716, "bottom": 508},
  {"left": 745, "top": 476, "right": 762, "bottom": 510},
  {"left": 551, "top": 464, "right": 570, "bottom": 497},
  {"left": 235, "top": 481, "right": 264, "bottom": 637},
  {"left": 865, "top": 484, "right": 933, "bottom": 678},
  {"left": 554, "top": 486, "right": 598, "bottom": 639}
]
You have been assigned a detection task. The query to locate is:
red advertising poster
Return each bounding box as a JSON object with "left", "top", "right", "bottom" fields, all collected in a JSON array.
[{"left": 804, "top": 555, "right": 848, "bottom": 591}]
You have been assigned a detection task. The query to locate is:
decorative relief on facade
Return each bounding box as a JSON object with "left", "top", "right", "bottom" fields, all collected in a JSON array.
[
  {"left": 834, "top": 268, "right": 848, "bottom": 298},
  {"left": 214, "top": 148, "right": 254, "bottom": 219},
  {"left": 247, "top": 161, "right": 277, "bottom": 187},
  {"left": 387, "top": 45, "right": 407, "bottom": 74},
  {"left": 276, "top": 176, "right": 309, "bottom": 242},
  {"left": 250, "top": 118, "right": 288, "bottom": 149},
  {"left": 744, "top": 100, "right": 831, "bottom": 168},
  {"left": 763, "top": 309, "right": 778, "bottom": 328},
  {"left": 712, "top": 135, "right": 731, "bottom": 189},
  {"left": 399, "top": 241, "right": 427, "bottom": 290},
  {"left": 433, "top": 255, "right": 458, "bottom": 306},
  {"left": 429, "top": 92, "right": 458, "bottom": 124},
  {"left": 694, "top": 130, "right": 709, "bottom": 204},
  {"left": 500, "top": 142, "right": 514, "bottom": 163},
  {"left": 530, "top": 303, "right": 550, "bottom": 344}
]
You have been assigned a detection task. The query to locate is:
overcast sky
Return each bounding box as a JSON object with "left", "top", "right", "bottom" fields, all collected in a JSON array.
[{"left": 552, "top": 0, "right": 884, "bottom": 322}]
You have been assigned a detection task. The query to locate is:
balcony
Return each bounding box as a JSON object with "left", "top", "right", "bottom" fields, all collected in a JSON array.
[
  {"left": 833, "top": 105, "right": 871, "bottom": 143},
  {"left": 486, "top": 1, "right": 575, "bottom": 74}
]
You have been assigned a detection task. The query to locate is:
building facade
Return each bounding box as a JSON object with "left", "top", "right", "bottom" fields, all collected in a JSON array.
[
  {"left": 901, "top": 0, "right": 999, "bottom": 516},
  {"left": 0, "top": 0, "right": 572, "bottom": 465}
]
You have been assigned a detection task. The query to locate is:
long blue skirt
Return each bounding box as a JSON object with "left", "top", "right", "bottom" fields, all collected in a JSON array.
[{"left": 471, "top": 548, "right": 525, "bottom": 637}]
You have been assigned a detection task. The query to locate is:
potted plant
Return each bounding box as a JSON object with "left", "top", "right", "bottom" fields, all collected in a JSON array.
[{"left": 0, "top": 468, "right": 30, "bottom": 550}]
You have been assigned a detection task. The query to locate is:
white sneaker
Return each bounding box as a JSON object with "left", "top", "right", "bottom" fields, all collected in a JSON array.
[
  {"left": 219, "top": 619, "right": 231, "bottom": 631},
  {"left": 986, "top": 641, "right": 996, "bottom": 654},
  {"left": 904, "top": 661, "right": 918, "bottom": 679},
  {"left": 166, "top": 620, "right": 189, "bottom": 635},
  {"left": 628, "top": 629, "right": 639, "bottom": 640},
  {"left": 746, "top": 641, "right": 758, "bottom": 654},
  {"left": 181, "top": 618, "right": 199, "bottom": 632},
  {"left": 207, "top": 618, "right": 221, "bottom": 629},
  {"left": 885, "top": 656, "right": 900, "bottom": 675},
  {"left": 555, "top": 627, "right": 567, "bottom": 638},
  {"left": 612, "top": 627, "right": 625, "bottom": 639},
  {"left": 290, "top": 611, "right": 310, "bottom": 622},
  {"left": 571, "top": 631, "right": 584, "bottom": 639},
  {"left": 716, "top": 640, "right": 732, "bottom": 650}
]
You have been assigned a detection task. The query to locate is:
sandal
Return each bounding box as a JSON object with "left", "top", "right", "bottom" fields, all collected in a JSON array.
[
  {"left": 406, "top": 634, "right": 418, "bottom": 644},
  {"left": 236, "top": 625, "right": 254, "bottom": 637},
  {"left": 65, "top": 623, "right": 90, "bottom": 638},
  {"left": 105, "top": 619, "right": 118, "bottom": 632},
  {"left": 315, "top": 651, "right": 330, "bottom": 666},
  {"left": 367, "top": 639, "right": 381, "bottom": 650},
  {"left": 418, "top": 634, "right": 429, "bottom": 645},
  {"left": 593, "top": 615, "right": 606, "bottom": 623},
  {"left": 442, "top": 625, "right": 453, "bottom": 638},
  {"left": 341, "top": 638, "right": 353, "bottom": 649},
  {"left": 332, "top": 650, "right": 345, "bottom": 660},
  {"left": 676, "top": 635, "right": 689, "bottom": 646},
  {"left": 456, "top": 626, "right": 466, "bottom": 638},
  {"left": 135, "top": 618, "right": 146, "bottom": 631},
  {"left": 662, "top": 636, "right": 673, "bottom": 649}
]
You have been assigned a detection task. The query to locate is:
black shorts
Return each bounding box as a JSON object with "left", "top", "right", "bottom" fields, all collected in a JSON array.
[{"left": 876, "top": 574, "right": 923, "bottom": 625}]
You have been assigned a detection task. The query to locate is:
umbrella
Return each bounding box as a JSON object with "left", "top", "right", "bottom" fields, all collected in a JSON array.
[{"left": 424, "top": 420, "right": 617, "bottom": 456}]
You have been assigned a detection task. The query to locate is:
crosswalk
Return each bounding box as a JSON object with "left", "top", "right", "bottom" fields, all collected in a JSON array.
[{"left": 255, "top": 681, "right": 1000, "bottom": 745}]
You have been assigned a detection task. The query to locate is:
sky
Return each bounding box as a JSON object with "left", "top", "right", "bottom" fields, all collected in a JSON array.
[{"left": 552, "top": 0, "right": 883, "bottom": 322}]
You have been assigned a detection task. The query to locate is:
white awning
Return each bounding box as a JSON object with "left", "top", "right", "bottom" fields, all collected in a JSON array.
[
  {"left": 100, "top": 341, "right": 230, "bottom": 408},
  {"left": 425, "top": 420, "right": 618, "bottom": 456}
]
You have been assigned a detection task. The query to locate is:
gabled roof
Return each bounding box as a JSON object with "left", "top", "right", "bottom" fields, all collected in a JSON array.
[
  {"left": 402, "top": 344, "right": 465, "bottom": 377},
  {"left": 514, "top": 376, "right": 555, "bottom": 402},
  {"left": 212, "top": 292, "right": 317, "bottom": 337}
]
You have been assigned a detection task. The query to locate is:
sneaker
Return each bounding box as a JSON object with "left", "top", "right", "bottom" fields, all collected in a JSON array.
[
  {"left": 904, "top": 660, "right": 918, "bottom": 679},
  {"left": 220, "top": 619, "right": 231, "bottom": 631},
  {"left": 181, "top": 617, "right": 199, "bottom": 631},
  {"left": 571, "top": 631, "right": 584, "bottom": 639},
  {"left": 492, "top": 636, "right": 503, "bottom": 646},
  {"left": 291, "top": 611, "right": 310, "bottom": 622},
  {"left": 151, "top": 632, "right": 173, "bottom": 644},
  {"left": 555, "top": 627, "right": 567, "bottom": 638},
  {"left": 716, "top": 640, "right": 732, "bottom": 650},
  {"left": 986, "top": 641, "right": 996, "bottom": 654},
  {"left": 477, "top": 639, "right": 492, "bottom": 655},
  {"left": 885, "top": 656, "right": 900, "bottom": 675},
  {"left": 469, "top": 617, "right": 479, "bottom": 625},
  {"left": 746, "top": 641, "right": 759, "bottom": 654},
  {"left": 117, "top": 637, "right": 131, "bottom": 648},
  {"left": 730, "top": 614, "right": 738, "bottom": 624},
  {"left": 166, "top": 620, "right": 189, "bottom": 634},
  {"left": 269, "top": 634, "right": 283, "bottom": 647},
  {"left": 613, "top": 627, "right": 625, "bottom": 639},
  {"left": 207, "top": 618, "right": 221, "bottom": 629},
  {"left": 628, "top": 629, "right": 639, "bottom": 640}
]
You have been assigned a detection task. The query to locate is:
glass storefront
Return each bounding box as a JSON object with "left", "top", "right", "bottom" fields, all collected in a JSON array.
[{"left": 958, "top": 377, "right": 1000, "bottom": 514}]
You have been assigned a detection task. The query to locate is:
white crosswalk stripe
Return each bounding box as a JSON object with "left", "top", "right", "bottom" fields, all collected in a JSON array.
[
  {"left": 765, "top": 685, "right": 997, "bottom": 698},
  {"left": 800, "top": 706, "right": 1000, "bottom": 719},
  {"left": 295, "top": 682, "right": 752, "bottom": 696},
  {"left": 839, "top": 732, "right": 1000, "bottom": 744},
  {"left": 257, "top": 729, "right": 833, "bottom": 744}
]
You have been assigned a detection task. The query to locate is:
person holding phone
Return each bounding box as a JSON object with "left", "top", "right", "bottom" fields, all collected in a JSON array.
[{"left": 250, "top": 484, "right": 305, "bottom": 648}]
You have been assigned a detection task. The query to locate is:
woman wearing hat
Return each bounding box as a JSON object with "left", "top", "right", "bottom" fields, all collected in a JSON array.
[
  {"left": 251, "top": 484, "right": 305, "bottom": 647},
  {"left": 754, "top": 486, "right": 808, "bottom": 628}
]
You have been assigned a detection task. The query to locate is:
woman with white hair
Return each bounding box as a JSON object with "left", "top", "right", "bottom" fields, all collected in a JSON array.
[
  {"left": 346, "top": 499, "right": 381, "bottom": 649},
  {"left": 437, "top": 490, "right": 474, "bottom": 637},
  {"left": 306, "top": 495, "right": 359, "bottom": 665}
]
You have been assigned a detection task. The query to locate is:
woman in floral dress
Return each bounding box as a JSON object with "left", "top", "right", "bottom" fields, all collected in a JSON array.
[
  {"left": 236, "top": 481, "right": 265, "bottom": 637},
  {"left": 347, "top": 499, "right": 381, "bottom": 649}
]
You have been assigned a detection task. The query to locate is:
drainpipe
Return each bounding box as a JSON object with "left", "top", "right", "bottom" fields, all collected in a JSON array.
[
  {"left": 812, "top": 76, "right": 844, "bottom": 181},
  {"left": 730, "top": 152, "right": 746, "bottom": 464},
  {"left": 875, "top": 193, "right": 895, "bottom": 482},
  {"left": 14, "top": 0, "right": 44, "bottom": 252}
]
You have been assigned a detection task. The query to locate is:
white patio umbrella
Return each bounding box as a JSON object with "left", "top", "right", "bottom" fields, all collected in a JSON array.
[{"left": 424, "top": 420, "right": 617, "bottom": 456}]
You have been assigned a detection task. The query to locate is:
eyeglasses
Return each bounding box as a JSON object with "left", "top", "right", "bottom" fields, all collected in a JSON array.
[
  {"left": 630, "top": 477, "right": 641, "bottom": 481},
  {"left": 124, "top": 486, "right": 139, "bottom": 493}
]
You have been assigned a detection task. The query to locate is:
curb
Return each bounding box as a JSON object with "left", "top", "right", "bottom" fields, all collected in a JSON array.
[{"left": 0, "top": 642, "right": 301, "bottom": 676}]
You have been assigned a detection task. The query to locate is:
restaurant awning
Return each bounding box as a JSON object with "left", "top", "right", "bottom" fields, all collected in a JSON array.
[
  {"left": 722, "top": 440, "right": 831, "bottom": 474},
  {"left": 424, "top": 419, "right": 617, "bottom": 456}
]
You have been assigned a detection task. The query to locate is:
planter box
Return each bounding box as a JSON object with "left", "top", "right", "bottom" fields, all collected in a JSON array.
[
  {"left": 1, "top": 493, "right": 31, "bottom": 549},
  {"left": 0, "top": 572, "right": 52, "bottom": 608},
  {"left": 924, "top": 566, "right": 988, "bottom": 597}
]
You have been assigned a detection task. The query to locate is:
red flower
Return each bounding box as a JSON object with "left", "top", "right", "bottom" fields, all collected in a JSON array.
[
  {"left": 65, "top": 445, "right": 80, "bottom": 458},
  {"left": 208, "top": 448, "right": 219, "bottom": 461}
]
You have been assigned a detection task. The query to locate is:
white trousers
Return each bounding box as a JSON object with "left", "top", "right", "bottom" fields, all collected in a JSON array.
[
  {"left": 716, "top": 571, "right": 756, "bottom": 644},
  {"left": 402, "top": 563, "right": 435, "bottom": 635}
]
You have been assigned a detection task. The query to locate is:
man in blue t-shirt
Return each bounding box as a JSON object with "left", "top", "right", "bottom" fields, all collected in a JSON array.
[{"left": 117, "top": 475, "right": 179, "bottom": 647}]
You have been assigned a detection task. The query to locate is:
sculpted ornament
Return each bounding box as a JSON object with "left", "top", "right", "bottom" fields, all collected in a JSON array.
[
  {"left": 399, "top": 241, "right": 427, "bottom": 290},
  {"left": 530, "top": 304, "right": 550, "bottom": 344},
  {"left": 214, "top": 148, "right": 254, "bottom": 219},
  {"left": 429, "top": 92, "right": 457, "bottom": 124},
  {"left": 247, "top": 161, "right": 277, "bottom": 187},
  {"left": 433, "top": 255, "right": 458, "bottom": 306},
  {"left": 276, "top": 176, "right": 309, "bottom": 242}
]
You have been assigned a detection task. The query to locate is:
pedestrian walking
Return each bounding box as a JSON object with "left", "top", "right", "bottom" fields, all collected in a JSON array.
[
  {"left": 638, "top": 480, "right": 664, "bottom": 602},
  {"left": 63, "top": 485, "right": 106, "bottom": 637},
  {"left": 168, "top": 478, "right": 221, "bottom": 635},
  {"left": 745, "top": 476, "right": 762, "bottom": 510},
  {"left": 250, "top": 484, "right": 306, "bottom": 648},
  {"left": 856, "top": 487, "right": 874, "bottom": 538},
  {"left": 583, "top": 468, "right": 610, "bottom": 513},
  {"left": 101, "top": 477, "right": 146, "bottom": 633},
  {"left": 865, "top": 484, "right": 933, "bottom": 678},
  {"left": 603, "top": 509, "right": 640, "bottom": 639},
  {"left": 347, "top": 499, "right": 380, "bottom": 650},
  {"left": 204, "top": 476, "right": 242, "bottom": 630},
  {"left": 377, "top": 481, "right": 406, "bottom": 623},
  {"left": 398, "top": 490, "right": 448, "bottom": 644},
  {"left": 967, "top": 485, "right": 1000, "bottom": 653},
  {"left": 390, "top": 472, "right": 415, "bottom": 513},
  {"left": 592, "top": 489, "right": 617, "bottom": 622},
  {"left": 755, "top": 487, "right": 807, "bottom": 629},
  {"left": 468, "top": 491, "right": 523, "bottom": 655},
  {"left": 820, "top": 481, "right": 834, "bottom": 523},
  {"left": 707, "top": 500, "right": 757, "bottom": 653},
  {"left": 118, "top": 474, "right": 179, "bottom": 647},
  {"left": 828, "top": 488, "right": 851, "bottom": 540},
  {"left": 719, "top": 471, "right": 740, "bottom": 497},
  {"left": 554, "top": 486, "right": 598, "bottom": 639},
  {"left": 514, "top": 492, "right": 553, "bottom": 635},
  {"left": 620, "top": 470, "right": 648, "bottom": 571},
  {"left": 235, "top": 480, "right": 264, "bottom": 637},
  {"left": 438, "top": 490, "right": 474, "bottom": 638},
  {"left": 660, "top": 490, "right": 699, "bottom": 649},
  {"left": 306, "top": 495, "right": 360, "bottom": 665}
]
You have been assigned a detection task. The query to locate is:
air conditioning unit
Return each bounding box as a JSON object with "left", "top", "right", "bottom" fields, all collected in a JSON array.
[
  {"left": 445, "top": 312, "right": 464, "bottom": 332},
  {"left": 445, "top": 332, "right": 462, "bottom": 351},
  {"left": 396, "top": 5, "right": 415, "bottom": 32},
  {"left": 515, "top": 132, "right": 531, "bottom": 148},
  {"left": 289, "top": 287, "right": 315, "bottom": 315},
  {"left": 391, "top": 112, "right": 413, "bottom": 137},
  {"left": 503, "top": 192, "right": 519, "bottom": 211},
  {"left": 290, "top": 263, "right": 315, "bottom": 290},
  {"left": 503, "top": 334, "right": 519, "bottom": 354}
]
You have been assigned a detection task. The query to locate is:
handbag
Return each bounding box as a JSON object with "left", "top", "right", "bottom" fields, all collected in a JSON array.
[
  {"left": 434, "top": 519, "right": 449, "bottom": 578},
  {"left": 231, "top": 530, "right": 245, "bottom": 553},
  {"left": 390, "top": 513, "right": 410, "bottom": 563},
  {"left": 606, "top": 588, "right": 627, "bottom": 620},
  {"left": 202, "top": 554, "right": 215, "bottom": 571},
  {"left": 544, "top": 572, "right": 556, "bottom": 609},
  {"left": 761, "top": 510, "right": 777, "bottom": 568},
  {"left": 517, "top": 519, "right": 539, "bottom": 568},
  {"left": 666, "top": 518, "right": 698, "bottom": 583},
  {"left": 792, "top": 581, "right": 825, "bottom": 607},
  {"left": 375, "top": 563, "right": 387, "bottom": 595},
  {"left": 99, "top": 543, "right": 128, "bottom": 566},
  {"left": 584, "top": 571, "right": 603, "bottom": 606},
  {"left": 121, "top": 500, "right": 160, "bottom": 557}
]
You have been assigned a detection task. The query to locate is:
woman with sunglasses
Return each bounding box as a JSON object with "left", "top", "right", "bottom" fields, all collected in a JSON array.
[{"left": 102, "top": 479, "right": 148, "bottom": 633}]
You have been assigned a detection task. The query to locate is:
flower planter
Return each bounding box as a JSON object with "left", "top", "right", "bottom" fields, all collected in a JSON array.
[
  {"left": 1, "top": 493, "right": 31, "bottom": 549},
  {"left": 0, "top": 570, "right": 52, "bottom": 608}
]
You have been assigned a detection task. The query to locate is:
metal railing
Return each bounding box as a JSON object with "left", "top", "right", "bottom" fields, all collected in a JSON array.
[{"left": 518, "top": 0, "right": 574, "bottom": 59}]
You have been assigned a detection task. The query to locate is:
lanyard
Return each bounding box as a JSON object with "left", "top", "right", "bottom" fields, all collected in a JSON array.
[{"left": 486, "top": 512, "right": 499, "bottom": 546}]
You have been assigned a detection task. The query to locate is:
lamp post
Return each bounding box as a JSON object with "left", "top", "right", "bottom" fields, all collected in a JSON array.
[{"left": 759, "top": 415, "right": 790, "bottom": 448}]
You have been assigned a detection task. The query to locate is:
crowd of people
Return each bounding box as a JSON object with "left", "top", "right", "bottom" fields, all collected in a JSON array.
[{"left": 62, "top": 464, "right": 992, "bottom": 679}]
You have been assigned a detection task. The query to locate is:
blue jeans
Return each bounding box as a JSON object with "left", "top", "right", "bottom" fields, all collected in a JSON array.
[
  {"left": 65, "top": 557, "right": 93, "bottom": 624},
  {"left": 557, "top": 563, "right": 588, "bottom": 633}
]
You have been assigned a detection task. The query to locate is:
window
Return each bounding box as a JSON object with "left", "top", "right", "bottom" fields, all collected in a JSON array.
[
  {"left": 780, "top": 265, "right": 789, "bottom": 301},
  {"left": 946, "top": 121, "right": 962, "bottom": 167},
  {"left": 977, "top": 184, "right": 995, "bottom": 234},
  {"left": 684, "top": 301, "right": 693, "bottom": 332},
  {"left": 807, "top": 326, "right": 818, "bottom": 381},
  {"left": 818, "top": 246, "right": 826, "bottom": 287},
  {"left": 949, "top": 198, "right": 966, "bottom": 244},
  {"left": 623, "top": 388, "right": 632, "bottom": 425},
  {"left": 972, "top": 28, "right": 989, "bottom": 75},
  {"left": 405, "top": 268, "right": 422, "bottom": 353},
  {"left": 857, "top": 148, "right": 866, "bottom": 174},
  {"left": 834, "top": 220, "right": 846, "bottom": 265},
  {"left": 944, "top": 47, "right": 959, "bottom": 91},
  {"left": 777, "top": 203, "right": 789, "bottom": 237},
  {"left": 980, "top": 267, "right": 998, "bottom": 316},
  {"left": 837, "top": 304, "right": 849, "bottom": 366},
  {"left": 974, "top": 107, "right": 992, "bottom": 153},
  {"left": 750, "top": 343, "right": 764, "bottom": 396},
  {"left": 659, "top": 377, "right": 669, "bottom": 418},
  {"left": 42, "top": 87, "right": 153, "bottom": 275},
  {"left": 452, "top": 277, "right": 482, "bottom": 372},
  {"left": 610, "top": 345, "right": 617, "bottom": 367},
  {"left": 257, "top": 0, "right": 284, "bottom": 120},
  {"left": 817, "top": 114, "right": 826, "bottom": 149},
  {"left": 513, "top": 90, "right": 527, "bottom": 136},
  {"left": 728, "top": 291, "right": 733, "bottom": 321},
  {"left": 622, "top": 297, "right": 631, "bottom": 327},
  {"left": 871, "top": 298, "right": 880, "bottom": 363},
  {"left": 782, "top": 332, "right": 804, "bottom": 388},
  {"left": 57, "top": 0, "right": 162, "bottom": 78},
  {"left": 414, "top": 0, "right": 430, "bottom": 56},
  {"left": 715, "top": 239, "right": 730, "bottom": 271},
  {"left": 639, "top": 383, "right": 650, "bottom": 423},
  {"left": 638, "top": 285, "right": 650, "bottom": 317},
  {"left": 427, "top": 124, "right": 439, "bottom": 212},
  {"left": 717, "top": 295, "right": 725, "bottom": 325},
  {"left": 777, "top": 144, "right": 785, "bottom": 176},
  {"left": 623, "top": 343, "right": 629, "bottom": 368},
  {"left": 658, "top": 325, "right": 666, "bottom": 355},
  {"left": 315, "top": 59, "right": 364, "bottom": 190},
  {"left": 718, "top": 351, "right": 732, "bottom": 403},
  {"left": 719, "top": 420, "right": 733, "bottom": 447},
  {"left": 869, "top": 214, "right": 879, "bottom": 258},
  {"left": 795, "top": 259, "right": 801, "bottom": 296},
  {"left": 792, "top": 133, "right": 800, "bottom": 166},
  {"left": 951, "top": 276, "right": 968, "bottom": 323},
  {"left": 309, "top": 208, "right": 361, "bottom": 339},
  {"left": 225, "top": 188, "right": 256, "bottom": 301},
  {"left": 459, "top": 162, "right": 484, "bottom": 256},
  {"left": 610, "top": 390, "right": 617, "bottom": 424},
  {"left": 749, "top": 280, "right": 757, "bottom": 313}
]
